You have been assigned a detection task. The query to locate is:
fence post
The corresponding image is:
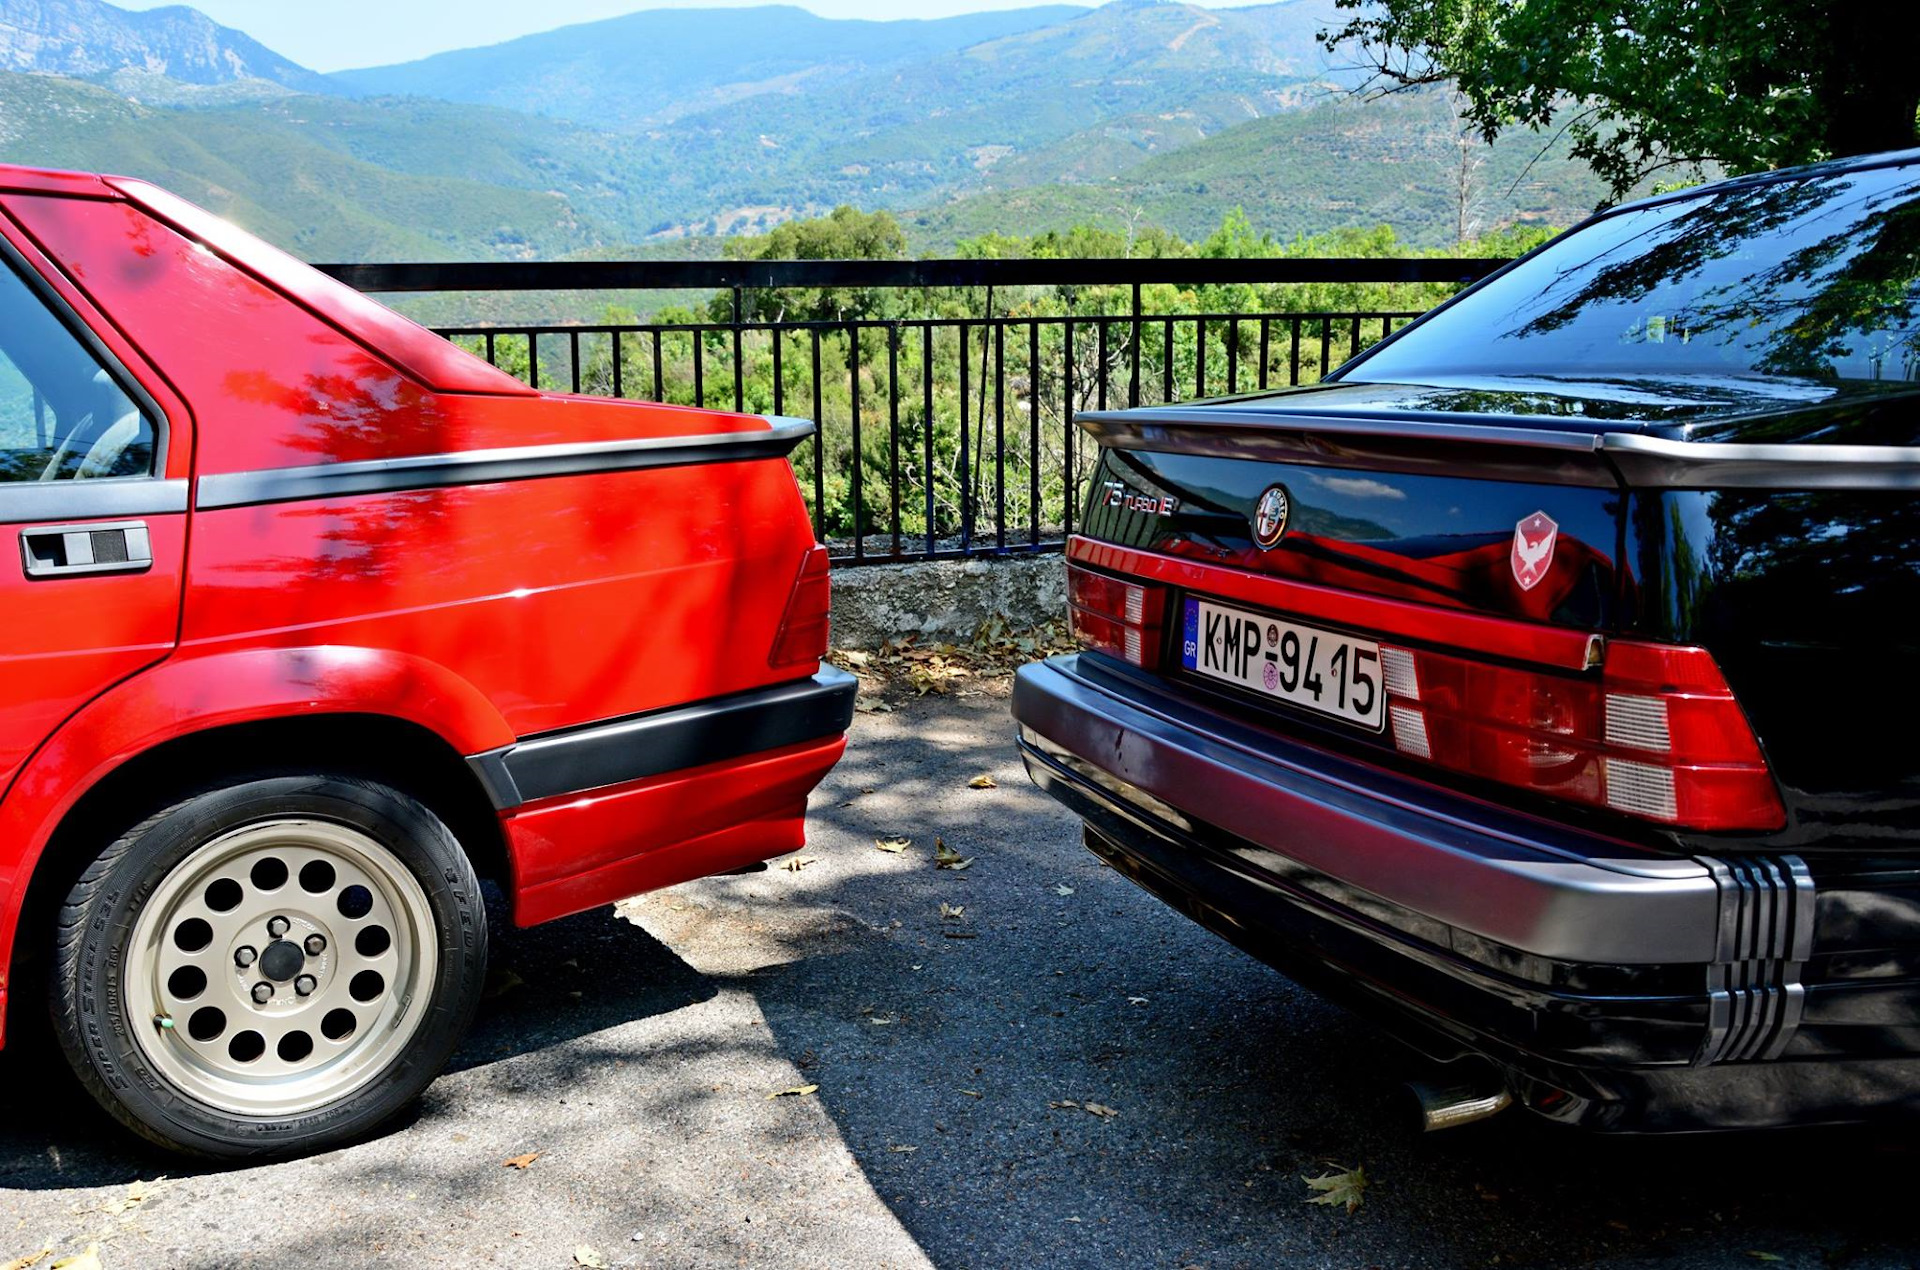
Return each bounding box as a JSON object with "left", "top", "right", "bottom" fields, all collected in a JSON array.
[{"left": 1129, "top": 282, "right": 1142, "bottom": 409}]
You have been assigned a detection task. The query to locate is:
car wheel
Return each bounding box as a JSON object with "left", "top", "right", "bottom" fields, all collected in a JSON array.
[{"left": 49, "top": 774, "right": 487, "bottom": 1159}]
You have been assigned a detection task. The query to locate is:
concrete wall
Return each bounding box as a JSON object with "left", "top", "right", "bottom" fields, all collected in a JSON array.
[{"left": 829, "top": 554, "right": 1067, "bottom": 649}]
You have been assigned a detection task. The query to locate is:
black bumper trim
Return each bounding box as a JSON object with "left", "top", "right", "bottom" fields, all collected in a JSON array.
[
  {"left": 469, "top": 665, "right": 857, "bottom": 810},
  {"left": 1013, "top": 655, "right": 1720, "bottom": 965},
  {"left": 1013, "top": 654, "right": 1819, "bottom": 1074}
]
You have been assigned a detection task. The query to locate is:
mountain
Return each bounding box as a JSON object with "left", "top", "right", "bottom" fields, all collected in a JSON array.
[
  {"left": 0, "top": 0, "right": 329, "bottom": 91},
  {"left": 332, "top": 4, "right": 1088, "bottom": 127},
  {"left": 0, "top": 71, "right": 606, "bottom": 260},
  {"left": 908, "top": 88, "right": 1620, "bottom": 249},
  {"left": 1, "top": 0, "right": 1622, "bottom": 275}
]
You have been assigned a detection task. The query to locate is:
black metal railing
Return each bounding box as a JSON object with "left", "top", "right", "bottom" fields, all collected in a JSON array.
[{"left": 319, "top": 256, "right": 1508, "bottom": 565}]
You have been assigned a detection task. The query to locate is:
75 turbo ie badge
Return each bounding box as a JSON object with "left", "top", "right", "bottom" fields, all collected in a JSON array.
[{"left": 1103, "top": 480, "right": 1178, "bottom": 516}]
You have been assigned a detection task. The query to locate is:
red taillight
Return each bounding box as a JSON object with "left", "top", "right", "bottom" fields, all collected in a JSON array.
[
  {"left": 1068, "top": 562, "right": 1166, "bottom": 668},
  {"left": 770, "top": 545, "right": 831, "bottom": 668},
  {"left": 1379, "top": 639, "right": 1783, "bottom": 832}
]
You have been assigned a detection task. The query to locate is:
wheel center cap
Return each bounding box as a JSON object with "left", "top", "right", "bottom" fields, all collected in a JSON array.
[{"left": 259, "top": 939, "right": 306, "bottom": 982}]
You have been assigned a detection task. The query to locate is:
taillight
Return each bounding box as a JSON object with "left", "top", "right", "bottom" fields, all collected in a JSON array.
[
  {"left": 1379, "top": 639, "right": 1783, "bottom": 832},
  {"left": 1067, "top": 562, "right": 1166, "bottom": 668},
  {"left": 770, "top": 545, "right": 831, "bottom": 668}
]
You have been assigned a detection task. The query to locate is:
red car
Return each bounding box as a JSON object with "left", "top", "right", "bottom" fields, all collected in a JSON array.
[{"left": 0, "top": 164, "right": 853, "bottom": 1158}]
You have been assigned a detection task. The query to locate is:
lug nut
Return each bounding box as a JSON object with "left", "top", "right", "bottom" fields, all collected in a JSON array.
[
  {"left": 304, "top": 934, "right": 327, "bottom": 955},
  {"left": 251, "top": 981, "right": 274, "bottom": 1005},
  {"left": 235, "top": 945, "right": 258, "bottom": 968},
  {"left": 267, "top": 916, "right": 291, "bottom": 938},
  {"left": 294, "top": 974, "right": 317, "bottom": 997}
]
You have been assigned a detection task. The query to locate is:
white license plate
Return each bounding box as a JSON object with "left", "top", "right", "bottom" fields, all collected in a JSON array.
[{"left": 1180, "top": 597, "right": 1386, "bottom": 731}]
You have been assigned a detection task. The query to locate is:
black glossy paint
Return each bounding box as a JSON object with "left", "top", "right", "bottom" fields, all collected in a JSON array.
[{"left": 1030, "top": 148, "right": 1920, "bottom": 1130}]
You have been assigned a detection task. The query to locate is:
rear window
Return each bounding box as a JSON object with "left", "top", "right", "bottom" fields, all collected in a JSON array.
[{"left": 1350, "top": 162, "right": 1920, "bottom": 386}]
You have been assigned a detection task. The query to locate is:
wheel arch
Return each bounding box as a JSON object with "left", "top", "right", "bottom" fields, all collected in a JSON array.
[{"left": 0, "top": 647, "right": 518, "bottom": 1049}]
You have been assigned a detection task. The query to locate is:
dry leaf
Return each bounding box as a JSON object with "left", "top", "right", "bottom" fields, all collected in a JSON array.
[
  {"left": 1746, "top": 1256, "right": 1785, "bottom": 1264},
  {"left": 484, "top": 967, "right": 525, "bottom": 999},
  {"left": 934, "top": 838, "right": 973, "bottom": 870},
  {"left": 3, "top": 1248, "right": 52, "bottom": 1270},
  {"left": 1048, "top": 1099, "right": 1081, "bottom": 1110},
  {"left": 874, "top": 836, "right": 911, "bottom": 854},
  {"left": 959, "top": 1089, "right": 982, "bottom": 1098},
  {"left": 767, "top": 1084, "right": 820, "bottom": 1100},
  {"left": 502, "top": 1151, "right": 541, "bottom": 1170},
  {"left": 1053, "top": 884, "right": 1074, "bottom": 896},
  {"left": 100, "top": 1176, "right": 157, "bottom": 1215},
  {"left": 888, "top": 1144, "right": 918, "bottom": 1153},
  {"left": 967, "top": 774, "right": 997, "bottom": 789},
  {"left": 783, "top": 855, "right": 819, "bottom": 872},
  {"left": 573, "top": 1248, "right": 608, "bottom": 1269},
  {"left": 1084, "top": 1103, "right": 1119, "bottom": 1118},
  {"left": 939, "top": 902, "right": 965, "bottom": 921},
  {"left": 1303, "top": 1165, "right": 1368, "bottom": 1215},
  {"left": 49, "top": 1251, "right": 100, "bottom": 1270},
  {"left": 840, "top": 649, "right": 871, "bottom": 668}
]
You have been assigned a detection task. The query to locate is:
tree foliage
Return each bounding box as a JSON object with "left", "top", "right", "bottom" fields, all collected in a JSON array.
[{"left": 1320, "top": 0, "right": 1920, "bottom": 200}]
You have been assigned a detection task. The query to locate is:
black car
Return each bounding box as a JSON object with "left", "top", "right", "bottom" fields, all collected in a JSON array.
[{"left": 1014, "top": 148, "right": 1920, "bottom": 1131}]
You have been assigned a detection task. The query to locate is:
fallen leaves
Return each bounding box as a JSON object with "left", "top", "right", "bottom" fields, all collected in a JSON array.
[
  {"left": 767, "top": 1084, "right": 820, "bottom": 1101},
  {"left": 967, "top": 774, "right": 997, "bottom": 789},
  {"left": 783, "top": 855, "right": 819, "bottom": 872},
  {"left": 1052, "top": 884, "right": 1075, "bottom": 897},
  {"left": 1303, "top": 1164, "right": 1368, "bottom": 1215},
  {"left": 888, "top": 1144, "right": 918, "bottom": 1154},
  {"left": 939, "top": 902, "right": 965, "bottom": 921},
  {"left": 573, "top": 1247, "right": 608, "bottom": 1269},
  {"left": 934, "top": 838, "right": 973, "bottom": 870},
  {"left": 99, "top": 1177, "right": 158, "bottom": 1215},
  {"left": 3, "top": 1248, "right": 52, "bottom": 1270},
  {"left": 874, "top": 836, "right": 912, "bottom": 854},
  {"left": 48, "top": 1251, "right": 100, "bottom": 1270},
  {"left": 484, "top": 967, "right": 525, "bottom": 1000},
  {"left": 1049, "top": 1099, "right": 1118, "bottom": 1119},
  {"left": 502, "top": 1151, "right": 542, "bottom": 1170}
]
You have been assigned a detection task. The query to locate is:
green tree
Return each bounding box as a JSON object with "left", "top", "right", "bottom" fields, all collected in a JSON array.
[{"left": 1319, "top": 1, "right": 1920, "bottom": 200}]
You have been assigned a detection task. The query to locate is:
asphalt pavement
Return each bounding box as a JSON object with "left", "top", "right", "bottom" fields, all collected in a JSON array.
[{"left": 3, "top": 683, "right": 1917, "bottom": 1269}]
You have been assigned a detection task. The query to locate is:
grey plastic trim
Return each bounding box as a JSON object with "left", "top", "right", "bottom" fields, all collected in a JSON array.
[
  {"left": 1012, "top": 654, "right": 1722, "bottom": 964},
  {"left": 468, "top": 665, "right": 857, "bottom": 811},
  {"left": 1600, "top": 432, "right": 1920, "bottom": 489},
  {"left": 0, "top": 478, "right": 189, "bottom": 526},
  {"left": 195, "top": 417, "right": 816, "bottom": 510},
  {"left": 1077, "top": 406, "right": 1920, "bottom": 490}
]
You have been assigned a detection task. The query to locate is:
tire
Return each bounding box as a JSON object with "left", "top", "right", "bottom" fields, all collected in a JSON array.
[{"left": 48, "top": 774, "right": 487, "bottom": 1159}]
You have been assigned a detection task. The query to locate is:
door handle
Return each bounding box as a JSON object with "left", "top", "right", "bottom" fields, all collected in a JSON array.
[{"left": 19, "top": 519, "right": 154, "bottom": 579}]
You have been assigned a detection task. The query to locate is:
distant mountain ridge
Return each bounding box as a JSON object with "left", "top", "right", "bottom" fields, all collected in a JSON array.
[
  {"left": 0, "top": 0, "right": 328, "bottom": 91},
  {"left": 0, "top": 0, "right": 1620, "bottom": 271},
  {"left": 331, "top": 4, "right": 1089, "bottom": 126}
]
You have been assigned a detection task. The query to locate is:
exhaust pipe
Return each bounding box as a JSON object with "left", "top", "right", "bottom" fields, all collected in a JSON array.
[{"left": 1402, "top": 1077, "right": 1513, "bottom": 1132}]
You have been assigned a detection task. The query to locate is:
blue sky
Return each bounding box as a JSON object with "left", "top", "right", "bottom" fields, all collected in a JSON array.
[{"left": 115, "top": 0, "right": 1255, "bottom": 73}]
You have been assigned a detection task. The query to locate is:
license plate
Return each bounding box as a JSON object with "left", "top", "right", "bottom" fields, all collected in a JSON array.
[{"left": 1180, "top": 597, "right": 1386, "bottom": 731}]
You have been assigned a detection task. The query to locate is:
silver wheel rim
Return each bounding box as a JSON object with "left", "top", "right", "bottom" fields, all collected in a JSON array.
[{"left": 125, "top": 818, "right": 438, "bottom": 1118}]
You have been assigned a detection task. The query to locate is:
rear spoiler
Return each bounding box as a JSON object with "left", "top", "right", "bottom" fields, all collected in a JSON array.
[{"left": 1076, "top": 407, "right": 1920, "bottom": 492}]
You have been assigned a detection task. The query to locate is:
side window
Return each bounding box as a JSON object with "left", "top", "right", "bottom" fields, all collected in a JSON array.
[{"left": 0, "top": 258, "right": 155, "bottom": 483}]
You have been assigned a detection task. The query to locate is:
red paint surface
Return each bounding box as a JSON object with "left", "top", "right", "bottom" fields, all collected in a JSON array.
[{"left": 0, "top": 171, "right": 845, "bottom": 1043}]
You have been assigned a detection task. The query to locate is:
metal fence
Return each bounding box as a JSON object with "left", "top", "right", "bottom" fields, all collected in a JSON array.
[{"left": 319, "top": 257, "right": 1507, "bottom": 565}]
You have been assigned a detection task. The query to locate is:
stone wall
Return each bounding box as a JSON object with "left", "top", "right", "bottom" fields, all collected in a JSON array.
[{"left": 829, "top": 554, "right": 1067, "bottom": 649}]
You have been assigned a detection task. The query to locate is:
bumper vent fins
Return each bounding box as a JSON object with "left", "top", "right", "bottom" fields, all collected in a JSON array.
[{"left": 1697, "top": 855, "right": 1814, "bottom": 1065}]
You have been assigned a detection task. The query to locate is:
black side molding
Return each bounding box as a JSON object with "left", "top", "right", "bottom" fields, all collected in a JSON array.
[
  {"left": 468, "top": 665, "right": 857, "bottom": 810},
  {"left": 195, "top": 418, "right": 815, "bottom": 511}
]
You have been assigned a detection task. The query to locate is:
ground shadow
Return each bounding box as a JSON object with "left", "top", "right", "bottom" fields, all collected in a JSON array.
[{"left": 0, "top": 902, "right": 713, "bottom": 1193}]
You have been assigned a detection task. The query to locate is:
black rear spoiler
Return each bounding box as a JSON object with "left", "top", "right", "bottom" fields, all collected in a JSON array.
[{"left": 1076, "top": 407, "right": 1920, "bottom": 491}]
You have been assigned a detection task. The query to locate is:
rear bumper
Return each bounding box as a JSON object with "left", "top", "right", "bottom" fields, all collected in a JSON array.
[
  {"left": 479, "top": 667, "right": 856, "bottom": 925},
  {"left": 1013, "top": 655, "right": 1920, "bottom": 1130}
]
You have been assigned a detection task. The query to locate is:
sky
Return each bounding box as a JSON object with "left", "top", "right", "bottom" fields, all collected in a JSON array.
[{"left": 114, "top": 0, "right": 1258, "bottom": 73}]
